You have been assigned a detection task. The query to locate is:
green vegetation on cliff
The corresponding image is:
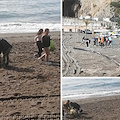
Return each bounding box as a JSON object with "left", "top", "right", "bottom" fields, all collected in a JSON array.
[{"left": 110, "top": 1, "right": 120, "bottom": 27}]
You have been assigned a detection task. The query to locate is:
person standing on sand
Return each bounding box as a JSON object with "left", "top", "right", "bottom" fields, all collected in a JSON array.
[
  {"left": 98, "top": 37, "right": 101, "bottom": 46},
  {"left": 105, "top": 36, "right": 108, "bottom": 46},
  {"left": 0, "top": 38, "right": 12, "bottom": 67},
  {"left": 34, "top": 29, "right": 43, "bottom": 57},
  {"left": 38, "top": 28, "right": 51, "bottom": 64},
  {"left": 108, "top": 35, "right": 112, "bottom": 47},
  {"left": 93, "top": 38, "right": 96, "bottom": 46},
  {"left": 82, "top": 36, "right": 90, "bottom": 48},
  {"left": 100, "top": 37, "right": 104, "bottom": 47}
]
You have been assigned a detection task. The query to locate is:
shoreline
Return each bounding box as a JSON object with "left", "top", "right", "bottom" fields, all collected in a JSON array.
[
  {"left": 63, "top": 94, "right": 120, "bottom": 103},
  {"left": 0, "top": 31, "right": 60, "bottom": 36},
  {"left": 0, "top": 31, "right": 60, "bottom": 43},
  {"left": 64, "top": 94, "right": 120, "bottom": 104}
]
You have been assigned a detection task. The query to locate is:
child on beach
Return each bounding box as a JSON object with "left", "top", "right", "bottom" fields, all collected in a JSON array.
[
  {"left": 0, "top": 38, "right": 12, "bottom": 67},
  {"left": 34, "top": 29, "right": 43, "bottom": 57}
]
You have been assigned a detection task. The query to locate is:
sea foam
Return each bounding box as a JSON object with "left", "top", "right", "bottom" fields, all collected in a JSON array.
[
  {"left": 0, "top": 22, "right": 61, "bottom": 33},
  {"left": 62, "top": 78, "right": 120, "bottom": 100}
]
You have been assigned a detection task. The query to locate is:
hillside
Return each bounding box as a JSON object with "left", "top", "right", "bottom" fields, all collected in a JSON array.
[
  {"left": 79, "top": 0, "right": 119, "bottom": 18},
  {"left": 63, "top": 0, "right": 119, "bottom": 18}
]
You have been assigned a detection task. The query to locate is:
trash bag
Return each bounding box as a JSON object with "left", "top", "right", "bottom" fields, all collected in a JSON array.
[{"left": 49, "top": 39, "right": 55, "bottom": 51}]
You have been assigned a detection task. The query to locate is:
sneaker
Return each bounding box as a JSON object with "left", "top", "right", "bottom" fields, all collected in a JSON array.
[
  {"left": 46, "top": 62, "right": 52, "bottom": 65},
  {"left": 38, "top": 57, "right": 41, "bottom": 60},
  {"left": 34, "top": 53, "right": 39, "bottom": 58}
]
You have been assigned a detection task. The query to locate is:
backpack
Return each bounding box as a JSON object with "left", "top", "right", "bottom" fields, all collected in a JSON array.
[{"left": 49, "top": 39, "right": 55, "bottom": 51}]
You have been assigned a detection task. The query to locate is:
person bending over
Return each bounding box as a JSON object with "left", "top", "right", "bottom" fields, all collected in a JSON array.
[
  {"left": 0, "top": 38, "right": 12, "bottom": 67},
  {"left": 63, "top": 100, "right": 83, "bottom": 114}
]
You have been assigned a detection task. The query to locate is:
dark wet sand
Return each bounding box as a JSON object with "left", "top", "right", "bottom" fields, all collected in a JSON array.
[{"left": 63, "top": 95, "right": 120, "bottom": 120}]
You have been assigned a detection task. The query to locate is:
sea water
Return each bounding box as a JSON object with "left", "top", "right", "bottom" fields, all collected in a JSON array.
[
  {"left": 0, "top": 0, "right": 60, "bottom": 33},
  {"left": 62, "top": 78, "right": 120, "bottom": 100}
]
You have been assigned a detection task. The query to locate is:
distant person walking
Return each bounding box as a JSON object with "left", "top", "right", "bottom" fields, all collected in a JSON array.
[
  {"left": 0, "top": 38, "right": 12, "bottom": 67},
  {"left": 105, "top": 36, "right": 108, "bottom": 46},
  {"left": 34, "top": 29, "right": 43, "bottom": 57},
  {"left": 100, "top": 37, "right": 104, "bottom": 47},
  {"left": 98, "top": 37, "right": 101, "bottom": 46},
  {"left": 38, "top": 28, "right": 51, "bottom": 64},
  {"left": 82, "top": 36, "right": 90, "bottom": 48},
  {"left": 103, "top": 36, "right": 106, "bottom": 46},
  {"left": 108, "top": 35, "right": 112, "bottom": 47},
  {"left": 93, "top": 38, "right": 97, "bottom": 46}
]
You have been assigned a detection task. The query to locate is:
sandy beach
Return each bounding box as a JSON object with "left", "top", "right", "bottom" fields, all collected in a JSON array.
[
  {"left": 0, "top": 32, "right": 60, "bottom": 119},
  {"left": 62, "top": 32, "right": 120, "bottom": 77},
  {"left": 63, "top": 95, "right": 120, "bottom": 120}
]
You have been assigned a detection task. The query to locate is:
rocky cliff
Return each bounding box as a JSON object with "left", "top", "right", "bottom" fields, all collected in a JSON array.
[
  {"left": 63, "top": 0, "right": 119, "bottom": 18},
  {"left": 78, "top": 0, "right": 119, "bottom": 18}
]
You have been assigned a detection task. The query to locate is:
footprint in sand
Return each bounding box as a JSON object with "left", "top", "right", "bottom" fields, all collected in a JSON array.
[
  {"left": 8, "top": 75, "right": 15, "bottom": 79},
  {"left": 9, "top": 111, "right": 21, "bottom": 116}
]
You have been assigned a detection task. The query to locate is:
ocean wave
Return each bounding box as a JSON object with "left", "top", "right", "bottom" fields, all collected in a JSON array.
[
  {"left": 62, "top": 78, "right": 120, "bottom": 100},
  {"left": 0, "top": 0, "right": 60, "bottom": 23},
  {"left": 0, "top": 22, "right": 60, "bottom": 33},
  {"left": 62, "top": 90, "right": 120, "bottom": 100}
]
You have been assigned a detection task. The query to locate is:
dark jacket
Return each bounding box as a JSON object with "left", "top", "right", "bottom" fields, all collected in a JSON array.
[
  {"left": 70, "top": 102, "right": 80, "bottom": 110},
  {"left": 42, "top": 35, "right": 50, "bottom": 48},
  {"left": 0, "top": 39, "right": 12, "bottom": 53}
]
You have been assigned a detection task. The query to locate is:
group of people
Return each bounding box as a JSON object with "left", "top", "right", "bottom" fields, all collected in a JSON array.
[
  {"left": 82, "top": 35, "right": 113, "bottom": 48},
  {"left": 34, "top": 28, "right": 52, "bottom": 64},
  {"left": 0, "top": 28, "right": 52, "bottom": 68},
  {"left": 63, "top": 100, "right": 83, "bottom": 117},
  {"left": 93, "top": 35, "right": 113, "bottom": 47}
]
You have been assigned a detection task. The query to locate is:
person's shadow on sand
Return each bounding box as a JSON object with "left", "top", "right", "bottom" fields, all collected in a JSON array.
[
  {"left": 78, "top": 112, "right": 93, "bottom": 119},
  {"left": 49, "top": 61, "right": 60, "bottom": 67},
  {"left": 4, "top": 65, "right": 35, "bottom": 73},
  {"left": 64, "top": 112, "right": 93, "bottom": 120}
]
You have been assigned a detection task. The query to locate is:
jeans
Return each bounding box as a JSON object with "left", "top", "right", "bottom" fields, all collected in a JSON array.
[
  {"left": 3, "top": 47, "right": 12, "bottom": 66},
  {"left": 37, "top": 41, "right": 42, "bottom": 57}
]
